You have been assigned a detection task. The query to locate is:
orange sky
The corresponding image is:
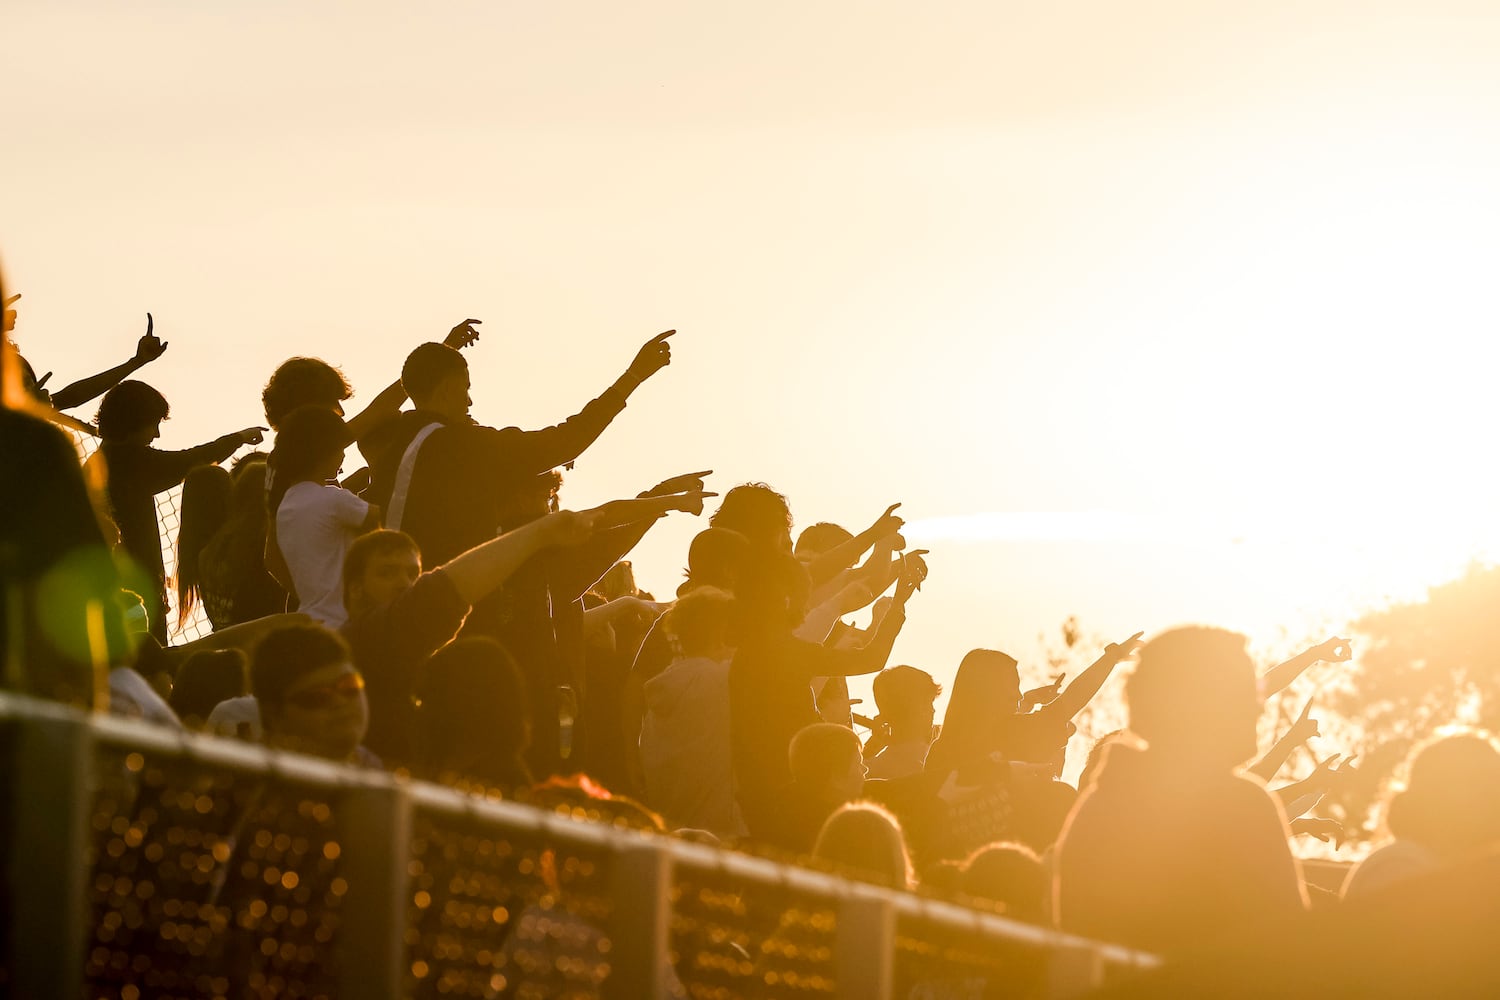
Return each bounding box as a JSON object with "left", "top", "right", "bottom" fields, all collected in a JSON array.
[{"left": 8, "top": 1, "right": 1500, "bottom": 699}]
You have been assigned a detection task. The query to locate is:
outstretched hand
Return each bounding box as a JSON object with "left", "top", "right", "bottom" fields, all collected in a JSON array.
[
  {"left": 238, "top": 426, "right": 269, "bottom": 447},
  {"left": 626, "top": 330, "right": 675, "bottom": 384},
  {"left": 1285, "top": 695, "right": 1320, "bottom": 746},
  {"left": 664, "top": 488, "right": 719, "bottom": 517},
  {"left": 1106, "top": 631, "right": 1145, "bottom": 660},
  {"left": 1023, "top": 673, "right": 1067, "bottom": 708},
  {"left": 443, "top": 318, "right": 482, "bottom": 350},
  {"left": 1291, "top": 816, "right": 1345, "bottom": 847},
  {"left": 643, "top": 469, "right": 712, "bottom": 498},
  {"left": 134, "top": 313, "right": 168, "bottom": 365},
  {"left": 870, "top": 503, "right": 905, "bottom": 539},
  {"left": 895, "top": 550, "right": 929, "bottom": 602}
]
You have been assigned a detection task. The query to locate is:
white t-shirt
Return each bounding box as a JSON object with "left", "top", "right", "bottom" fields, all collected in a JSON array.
[{"left": 276, "top": 480, "right": 370, "bottom": 629}]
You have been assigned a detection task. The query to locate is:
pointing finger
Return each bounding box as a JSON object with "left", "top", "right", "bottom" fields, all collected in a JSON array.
[
  {"left": 35, "top": 371, "right": 53, "bottom": 388},
  {"left": 146, "top": 312, "right": 153, "bottom": 336},
  {"left": 647, "top": 330, "right": 676, "bottom": 345}
]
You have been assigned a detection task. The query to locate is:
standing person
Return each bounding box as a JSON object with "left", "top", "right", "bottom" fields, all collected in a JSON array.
[
  {"left": 730, "top": 551, "right": 925, "bottom": 838},
  {"left": 367, "top": 330, "right": 676, "bottom": 567},
  {"left": 198, "top": 456, "right": 287, "bottom": 629},
  {"left": 268, "top": 406, "right": 379, "bottom": 628},
  {"left": 173, "top": 464, "right": 233, "bottom": 633},
  {"left": 1053, "top": 626, "right": 1307, "bottom": 955},
  {"left": 86, "top": 380, "right": 265, "bottom": 641}
]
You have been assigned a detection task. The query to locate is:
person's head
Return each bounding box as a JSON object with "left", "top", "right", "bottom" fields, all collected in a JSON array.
[
  {"left": 96, "top": 380, "right": 170, "bottom": 444},
  {"left": 934, "top": 649, "right": 1022, "bottom": 765},
  {"left": 268, "top": 404, "right": 350, "bottom": 509},
  {"left": 401, "top": 342, "right": 470, "bottom": 420},
  {"left": 261, "top": 358, "right": 353, "bottom": 430},
  {"left": 789, "top": 722, "right": 866, "bottom": 802},
  {"left": 733, "top": 550, "right": 812, "bottom": 634},
  {"left": 872, "top": 665, "right": 942, "bottom": 738},
  {"left": 663, "top": 586, "right": 736, "bottom": 660},
  {"left": 175, "top": 464, "right": 234, "bottom": 627},
  {"left": 1386, "top": 730, "right": 1500, "bottom": 857},
  {"left": 812, "top": 803, "right": 914, "bottom": 891},
  {"left": 680, "top": 527, "right": 751, "bottom": 596},
  {"left": 794, "top": 522, "right": 853, "bottom": 560},
  {"left": 961, "top": 842, "right": 1045, "bottom": 921},
  {"left": 251, "top": 624, "right": 367, "bottom": 760},
  {"left": 597, "top": 561, "right": 638, "bottom": 602},
  {"left": 710, "top": 483, "right": 793, "bottom": 553},
  {"left": 415, "top": 638, "right": 531, "bottom": 789},
  {"left": 1077, "top": 729, "right": 1129, "bottom": 792},
  {"left": 169, "top": 648, "right": 248, "bottom": 729},
  {"left": 343, "top": 529, "right": 423, "bottom": 613},
  {"left": 496, "top": 469, "right": 564, "bottom": 530},
  {"left": 1125, "top": 627, "right": 1258, "bottom": 767}
]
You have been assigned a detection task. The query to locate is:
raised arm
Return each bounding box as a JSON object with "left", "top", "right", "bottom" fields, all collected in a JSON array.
[
  {"left": 440, "top": 509, "right": 596, "bottom": 605},
  {"left": 49, "top": 314, "right": 168, "bottom": 411},
  {"left": 805, "top": 553, "right": 925, "bottom": 677},
  {"left": 1248, "top": 696, "right": 1318, "bottom": 783},
  {"left": 1043, "top": 631, "right": 1144, "bottom": 722},
  {"left": 805, "top": 504, "right": 906, "bottom": 588},
  {"left": 1259, "top": 636, "right": 1351, "bottom": 700}
]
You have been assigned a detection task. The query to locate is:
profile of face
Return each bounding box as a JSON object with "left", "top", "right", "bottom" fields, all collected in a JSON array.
[
  {"left": 832, "top": 745, "right": 868, "bottom": 803},
  {"left": 267, "top": 662, "right": 369, "bottom": 760},
  {"left": 353, "top": 547, "right": 422, "bottom": 610},
  {"left": 432, "top": 371, "right": 472, "bottom": 422}
]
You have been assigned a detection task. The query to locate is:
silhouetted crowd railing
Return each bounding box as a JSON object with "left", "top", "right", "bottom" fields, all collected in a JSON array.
[{"left": 0, "top": 690, "right": 1158, "bottom": 999}]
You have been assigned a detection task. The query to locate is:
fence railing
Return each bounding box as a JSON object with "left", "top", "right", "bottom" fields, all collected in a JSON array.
[{"left": 0, "top": 691, "right": 1159, "bottom": 999}]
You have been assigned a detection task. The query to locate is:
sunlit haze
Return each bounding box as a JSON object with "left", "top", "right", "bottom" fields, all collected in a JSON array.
[{"left": 9, "top": 1, "right": 1500, "bottom": 703}]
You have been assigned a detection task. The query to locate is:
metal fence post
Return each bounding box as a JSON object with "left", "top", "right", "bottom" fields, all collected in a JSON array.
[
  {"left": 334, "top": 780, "right": 411, "bottom": 1000},
  {"left": 1047, "top": 941, "right": 1103, "bottom": 999},
  {"left": 836, "top": 889, "right": 895, "bottom": 1000},
  {"left": 7, "top": 711, "right": 93, "bottom": 999},
  {"left": 605, "top": 839, "right": 674, "bottom": 1000}
]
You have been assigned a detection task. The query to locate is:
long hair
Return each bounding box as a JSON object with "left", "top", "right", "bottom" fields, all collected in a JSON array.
[
  {"left": 926, "top": 648, "right": 1020, "bottom": 776},
  {"left": 175, "top": 464, "right": 233, "bottom": 628}
]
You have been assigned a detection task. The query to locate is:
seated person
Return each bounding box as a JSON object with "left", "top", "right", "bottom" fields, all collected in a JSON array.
[
  {"left": 758, "top": 722, "right": 868, "bottom": 854},
  {"left": 1053, "top": 626, "right": 1307, "bottom": 955},
  {"left": 413, "top": 637, "right": 533, "bottom": 795},
  {"left": 1343, "top": 731, "right": 1500, "bottom": 899},
  {"left": 811, "top": 802, "right": 915, "bottom": 891},
  {"left": 249, "top": 623, "right": 378, "bottom": 765}
]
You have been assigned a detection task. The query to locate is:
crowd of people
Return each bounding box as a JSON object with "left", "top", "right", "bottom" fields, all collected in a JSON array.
[{"left": 6, "top": 288, "right": 1500, "bottom": 988}]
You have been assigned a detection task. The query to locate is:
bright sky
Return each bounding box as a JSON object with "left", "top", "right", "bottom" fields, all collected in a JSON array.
[{"left": 9, "top": 1, "right": 1500, "bottom": 701}]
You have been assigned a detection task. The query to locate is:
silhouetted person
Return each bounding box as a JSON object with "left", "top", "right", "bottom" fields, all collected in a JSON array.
[
  {"left": 413, "top": 637, "right": 534, "bottom": 795},
  {"left": 174, "top": 464, "right": 233, "bottom": 632},
  {"left": 811, "top": 802, "right": 916, "bottom": 890},
  {"left": 169, "top": 648, "right": 247, "bottom": 730},
  {"left": 925, "top": 631, "right": 1142, "bottom": 782},
  {"left": 960, "top": 842, "right": 1047, "bottom": 923},
  {"left": 10, "top": 306, "right": 169, "bottom": 413},
  {"left": 1053, "top": 626, "right": 1307, "bottom": 955},
  {"left": 198, "top": 455, "right": 287, "bottom": 628},
  {"left": 730, "top": 551, "right": 923, "bottom": 837},
  {"left": 367, "top": 330, "right": 675, "bottom": 567},
  {"left": 759, "top": 722, "right": 870, "bottom": 853},
  {"left": 638, "top": 587, "right": 742, "bottom": 835},
  {"left": 2, "top": 329, "right": 130, "bottom": 704},
  {"left": 85, "top": 380, "right": 266, "bottom": 640},
  {"left": 1343, "top": 731, "right": 1500, "bottom": 899}
]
